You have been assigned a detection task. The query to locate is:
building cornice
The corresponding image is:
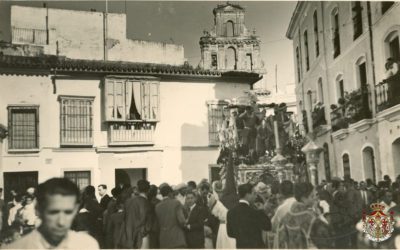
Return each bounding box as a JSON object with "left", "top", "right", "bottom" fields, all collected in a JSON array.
[{"left": 286, "top": 2, "right": 306, "bottom": 40}]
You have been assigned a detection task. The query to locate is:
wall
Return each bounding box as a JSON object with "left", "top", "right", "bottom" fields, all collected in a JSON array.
[
  {"left": 10, "top": 5, "right": 185, "bottom": 65},
  {"left": 0, "top": 73, "right": 251, "bottom": 189}
]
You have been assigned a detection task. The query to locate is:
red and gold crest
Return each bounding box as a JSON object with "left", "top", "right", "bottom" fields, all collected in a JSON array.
[{"left": 362, "top": 203, "right": 395, "bottom": 242}]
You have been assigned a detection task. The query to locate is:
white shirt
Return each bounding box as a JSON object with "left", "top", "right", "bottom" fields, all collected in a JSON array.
[
  {"left": 8, "top": 203, "right": 22, "bottom": 226},
  {"left": 239, "top": 199, "right": 250, "bottom": 206},
  {"left": 271, "top": 197, "right": 296, "bottom": 233},
  {"left": 21, "top": 203, "right": 37, "bottom": 226},
  {"left": 4, "top": 229, "right": 99, "bottom": 249}
]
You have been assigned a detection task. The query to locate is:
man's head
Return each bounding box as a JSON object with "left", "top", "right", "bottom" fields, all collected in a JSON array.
[
  {"left": 245, "top": 106, "right": 253, "bottom": 115},
  {"left": 185, "top": 191, "right": 197, "bottom": 207},
  {"left": 36, "top": 178, "right": 80, "bottom": 245},
  {"left": 111, "top": 187, "right": 121, "bottom": 199},
  {"left": 294, "top": 182, "right": 315, "bottom": 207},
  {"left": 26, "top": 187, "right": 35, "bottom": 196},
  {"left": 98, "top": 184, "right": 107, "bottom": 197},
  {"left": 383, "top": 190, "right": 393, "bottom": 204},
  {"left": 24, "top": 194, "right": 34, "bottom": 206},
  {"left": 160, "top": 184, "right": 173, "bottom": 198},
  {"left": 279, "top": 180, "right": 294, "bottom": 198},
  {"left": 13, "top": 194, "right": 23, "bottom": 205},
  {"left": 187, "top": 181, "right": 197, "bottom": 191},
  {"left": 137, "top": 180, "right": 150, "bottom": 194},
  {"left": 238, "top": 183, "right": 256, "bottom": 204},
  {"left": 360, "top": 181, "right": 366, "bottom": 189},
  {"left": 199, "top": 182, "right": 210, "bottom": 197}
]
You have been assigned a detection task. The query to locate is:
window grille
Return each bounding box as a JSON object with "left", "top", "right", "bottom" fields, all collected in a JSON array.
[
  {"left": 8, "top": 106, "right": 39, "bottom": 150},
  {"left": 59, "top": 96, "right": 94, "bottom": 146},
  {"left": 304, "top": 30, "right": 310, "bottom": 71},
  {"left": 208, "top": 102, "right": 229, "bottom": 146},
  {"left": 64, "top": 171, "right": 91, "bottom": 191}
]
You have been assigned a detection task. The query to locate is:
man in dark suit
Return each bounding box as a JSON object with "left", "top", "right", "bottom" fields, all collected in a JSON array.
[
  {"left": 98, "top": 184, "right": 112, "bottom": 212},
  {"left": 120, "top": 180, "right": 152, "bottom": 249},
  {"left": 155, "top": 184, "right": 187, "bottom": 248},
  {"left": 227, "top": 183, "right": 271, "bottom": 249},
  {"left": 196, "top": 181, "right": 219, "bottom": 247},
  {"left": 184, "top": 191, "right": 205, "bottom": 248}
]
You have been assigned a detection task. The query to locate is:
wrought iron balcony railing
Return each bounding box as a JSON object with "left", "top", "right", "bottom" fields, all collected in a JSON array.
[{"left": 376, "top": 74, "right": 400, "bottom": 113}]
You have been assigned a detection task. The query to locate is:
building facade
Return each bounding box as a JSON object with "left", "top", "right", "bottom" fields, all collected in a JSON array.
[
  {"left": 287, "top": 1, "right": 399, "bottom": 183},
  {"left": 199, "top": 2, "right": 264, "bottom": 73},
  {"left": 0, "top": 5, "right": 261, "bottom": 201}
]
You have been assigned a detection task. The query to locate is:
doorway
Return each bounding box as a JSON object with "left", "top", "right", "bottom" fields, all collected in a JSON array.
[
  {"left": 115, "top": 168, "right": 147, "bottom": 188},
  {"left": 362, "top": 146, "right": 376, "bottom": 183},
  {"left": 3, "top": 171, "right": 38, "bottom": 202}
]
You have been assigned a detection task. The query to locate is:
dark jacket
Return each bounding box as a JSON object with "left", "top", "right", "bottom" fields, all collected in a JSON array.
[
  {"left": 227, "top": 202, "right": 271, "bottom": 249},
  {"left": 120, "top": 195, "right": 151, "bottom": 248},
  {"left": 185, "top": 204, "right": 205, "bottom": 249},
  {"left": 100, "top": 194, "right": 112, "bottom": 212},
  {"left": 106, "top": 210, "right": 124, "bottom": 248},
  {"left": 155, "top": 197, "right": 187, "bottom": 248}
]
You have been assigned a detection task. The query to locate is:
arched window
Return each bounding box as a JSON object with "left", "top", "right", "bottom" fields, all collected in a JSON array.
[
  {"left": 362, "top": 146, "right": 376, "bottom": 183},
  {"left": 318, "top": 78, "right": 324, "bottom": 103},
  {"left": 385, "top": 30, "right": 400, "bottom": 61},
  {"left": 313, "top": 11, "right": 320, "bottom": 57},
  {"left": 226, "top": 21, "right": 234, "bottom": 37},
  {"left": 342, "top": 153, "right": 351, "bottom": 178},
  {"left": 352, "top": 1, "right": 363, "bottom": 40},
  {"left": 323, "top": 143, "right": 331, "bottom": 181},
  {"left": 225, "top": 47, "right": 237, "bottom": 70},
  {"left": 331, "top": 8, "right": 341, "bottom": 58},
  {"left": 336, "top": 74, "right": 345, "bottom": 100},
  {"left": 304, "top": 30, "right": 310, "bottom": 71},
  {"left": 296, "top": 47, "right": 301, "bottom": 82}
]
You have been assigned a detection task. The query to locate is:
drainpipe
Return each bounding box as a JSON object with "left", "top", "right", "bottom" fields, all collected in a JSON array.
[
  {"left": 321, "top": 1, "right": 339, "bottom": 177},
  {"left": 297, "top": 23, "right": 306, "bottom": 135},
  {"left": 103, "top": 0, "right": 108, "bottom": 61},
  {"left": 367, "top": 1, "right": 377, "bottom": 116}
]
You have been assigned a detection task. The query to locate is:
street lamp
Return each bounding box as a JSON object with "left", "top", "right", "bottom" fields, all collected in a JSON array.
[{"left": 301, "top": 137, "right": 323, "bottom": 186}]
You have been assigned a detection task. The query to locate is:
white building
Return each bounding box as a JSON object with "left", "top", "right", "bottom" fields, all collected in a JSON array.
[
  {"left": 0, "top": 5, "right": 261, "bottom": 201},
  {"left": 286, "top": 1, "right": 400, "bottom": 183}
]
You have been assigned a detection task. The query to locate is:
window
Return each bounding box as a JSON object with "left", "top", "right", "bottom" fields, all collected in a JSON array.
[
  {"left": 304, "top": 30, "right": 310, "bottom": 71},
  {"left": 352, "top": 2, "right": 363, "bottom": 40},
  {"left": 332, "top": 8, "right": 341, "bottom": 58},
  {"left": 7, "top": 106, "right": 39, "bottom": 150},
  {"left": 323, "top": 144, "right": 331, "bottom": 181},
  {"left": 318, "top": 78, "right": 324, "bottom": 103},
  {"left": 64, "top": 171, "right": 91, "bottom": 191},
  {"left": 382, "top": 2, "right": 394, "bottom": 14},
  {"left": 211, "top": 53, "right": 218, "bottom": 69},
  {"left": 208, "top": 101, "right": 229, "bottom": 145},
  {"left": 313, "top": 11, "right": 320, "bottom": 57},
  {"left": 386, "top": 31, "right": 400, "bottom": 61},
  {"left": 358, "top": 62, "right": 367, "bottom": 87},
  {"left": 336, "top": 75, "right": 345, "bottom": 99},
  {"left": 225, "top": 47, "right": 237, "bottom": 70},
  {"left": 246, "top": 53, "right": 253, "bottom": 71},
  {"left": 59, "top": 96, "right": 94, "bottom": 146},
  {"left": 105, "top": 78, "right": 159, "bottom": 122},
  {"left": 342, "top": 153, "right": 351, "bottom": 178},
  {"left": 296, "top": 47, "right": 301, "bottom": 81},
  {"left": 226, "top": 21, "right": 234, "bottom": 37}
]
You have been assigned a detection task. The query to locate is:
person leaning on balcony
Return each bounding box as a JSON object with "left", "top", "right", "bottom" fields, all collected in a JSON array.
[{"left": 385, "top": 57, "right": 399, "bottom": 79}]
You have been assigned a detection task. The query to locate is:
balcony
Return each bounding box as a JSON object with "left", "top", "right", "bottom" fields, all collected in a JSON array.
[
  {"left": 330, "top": 87, "right": 371, "bottom": 132},
  {"left": 376, "top": 74, "right": 400, "bottom": 113},
  {"left": 12, "top": 27, "right": 47, "bottom": 45},
  {"left": 312, "top": 104, "right": 327, "bottom": 130},
  {"left": 108, "top": 122, "right": 155, "bottom": 146}
]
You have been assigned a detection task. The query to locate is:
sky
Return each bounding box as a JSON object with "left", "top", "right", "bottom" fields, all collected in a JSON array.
[{"left": 0, "top": 0, "right": 296, "bottom": 90}]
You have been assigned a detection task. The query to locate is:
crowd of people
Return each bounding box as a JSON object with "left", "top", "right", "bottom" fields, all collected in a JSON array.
[{"left": 1, "top": 174, "right": 400, "bottom": 249}]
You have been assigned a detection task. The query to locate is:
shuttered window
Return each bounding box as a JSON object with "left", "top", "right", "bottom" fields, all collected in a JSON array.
[
  {"left": 105, "top": 78, "right": 160, "bottom": 121},
  {"left": 8, "top": 106, "right": 39, "bottom": 150},
  {"left": 208, "top": 102, "right": 229, "bottom": 145},
  {"left": 59, "top": 96, "right": 94, "bottom": 146}
]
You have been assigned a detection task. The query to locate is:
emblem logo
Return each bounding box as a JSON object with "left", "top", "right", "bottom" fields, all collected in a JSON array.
[{"left": 362, "top": 203, "right": 395, "bottom": 242}]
